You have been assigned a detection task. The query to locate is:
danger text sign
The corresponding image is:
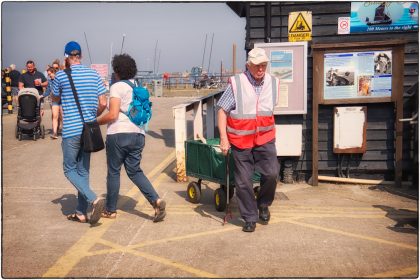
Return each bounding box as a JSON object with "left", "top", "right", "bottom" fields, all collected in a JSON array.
[{"left": 288, "top": 11, "right": 312, "bottom": 42}]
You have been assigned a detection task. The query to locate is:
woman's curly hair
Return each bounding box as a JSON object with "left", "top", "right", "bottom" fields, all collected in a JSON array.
[{"left": 112, "top": 54, "right": 137, "bottom": 80}]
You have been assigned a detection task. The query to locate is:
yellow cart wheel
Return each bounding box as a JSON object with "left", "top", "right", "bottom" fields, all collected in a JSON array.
[
  {"left": 187, "top": 181, "right": 201, "bottom": 204},
  {"left": 214, "top": 187, "right": 227, "bottom": 212}
]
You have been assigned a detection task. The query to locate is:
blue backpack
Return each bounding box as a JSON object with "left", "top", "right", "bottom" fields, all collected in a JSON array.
[{"left": 122, "top": 80, "right": 152, "bottom": 130}]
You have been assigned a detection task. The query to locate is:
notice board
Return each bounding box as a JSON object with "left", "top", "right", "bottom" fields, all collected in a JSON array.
[
  {"left": 323, "top": 50, "right": 392, "bottom": 102},
  {"left": 311, "top": 39, "right": 405, "bottom": 187},
  {"left": 255, "top": 42, "right": 308, "bottom": 115}
]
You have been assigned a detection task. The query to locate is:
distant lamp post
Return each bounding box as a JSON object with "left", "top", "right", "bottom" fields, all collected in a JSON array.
[{"left": 120, "top": 34, "right": 126, "bottom": 54}]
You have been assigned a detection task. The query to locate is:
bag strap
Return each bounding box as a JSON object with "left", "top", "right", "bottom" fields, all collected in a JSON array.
[
  {"left": 121, "top": 79, "right": 137, "bottom": 88},
  {"left": 64, "top": 68, "right": 85, "bottom": 123}
]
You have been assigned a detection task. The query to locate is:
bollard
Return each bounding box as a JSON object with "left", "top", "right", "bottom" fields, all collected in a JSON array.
[{"left": 4, "top": 68, "right": 13, "bottom": 114}]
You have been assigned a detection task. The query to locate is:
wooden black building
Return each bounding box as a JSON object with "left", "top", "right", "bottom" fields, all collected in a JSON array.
[{"left": 227, "top": 2, "right": 419, "bottom": 185}]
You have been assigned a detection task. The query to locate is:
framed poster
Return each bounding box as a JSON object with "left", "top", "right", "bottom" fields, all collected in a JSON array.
[
  {"left": 324, "top": 50, "right": 392, "bottom": 100},
  {"left": 254, "top": 42, "right": 308, "bottom": 115},
  {"left": 312, "top": 40, "right": 405, "bottom": 105}
]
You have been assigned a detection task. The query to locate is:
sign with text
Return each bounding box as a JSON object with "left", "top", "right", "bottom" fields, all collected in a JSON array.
[
  {"left": 324, "top": 50, "right": 392, "bottom": 100},
  {"left": 90, "top": 64, "right": 109, "bottom": 79},
  {"left": 350, "top": 2, "right": 418, "bottom": 33},
  {"left": 338, "top": 17, "right": 350, "bottom": 34},
  {"left": 255, "top": 42, "right": 308, "bottom": 115},
  {"left": 288, "top": 11, "right": 312, "bottom": 42}
]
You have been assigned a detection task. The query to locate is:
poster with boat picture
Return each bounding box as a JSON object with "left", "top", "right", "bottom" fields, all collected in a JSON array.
[
  {"left": 350, "top": 2, "right": 418, "bottom": 33},
  {"left": 324, "top": 50, "right": 392, "bottom": 100}
]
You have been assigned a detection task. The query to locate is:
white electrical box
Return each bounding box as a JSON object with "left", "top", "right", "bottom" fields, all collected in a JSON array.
[{"left": 275, "top": 124, "right": 302, "bottom": 156}]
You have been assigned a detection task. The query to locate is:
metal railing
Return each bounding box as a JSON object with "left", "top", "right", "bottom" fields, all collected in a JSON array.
[{"left": 135, "top": 73, "right": 234, "bottom": 90}]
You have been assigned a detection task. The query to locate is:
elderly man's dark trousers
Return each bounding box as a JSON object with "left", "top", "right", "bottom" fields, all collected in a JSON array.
[{"left": 231, "top": 139, "right": 279, "bottom": 223}]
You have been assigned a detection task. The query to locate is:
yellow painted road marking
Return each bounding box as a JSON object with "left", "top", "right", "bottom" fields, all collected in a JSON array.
[
  {"left": 165, "top": 204, "right": 418, "bottom": 212},
  {"left": 285, "top": 220, "right": 417, "bottom": 251},
  {"left": 367, "top": 266, "right": 418, "bottom": 278},
  {"left": 155, "top": 212, "right": 400, "bottom": 219},
  {"left": 43, "top": 219, "right": 114, "bottom": 277},
  {"left": 87, "top": 217, "right": 295, "bottom": 257},
  {"left": 43, "top": 151, "right": 175, "bottom": 278},
  {"left": 96, "top": 238, "right": 219, "bottom": 278},
  {"left": 87, "top": 225, "right": 239, "bottom": 256}
]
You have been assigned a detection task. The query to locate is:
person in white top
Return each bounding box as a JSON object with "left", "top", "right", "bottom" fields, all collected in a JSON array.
[{"left": 97, "top": 54, "right": 166, "bottom": 222}]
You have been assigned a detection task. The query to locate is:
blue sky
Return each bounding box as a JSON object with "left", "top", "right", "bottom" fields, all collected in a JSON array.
[{"left": 1, "top": 2, "right": 246, "bottom": 74}]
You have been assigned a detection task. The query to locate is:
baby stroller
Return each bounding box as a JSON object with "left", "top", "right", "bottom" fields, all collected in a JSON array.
[{"left": 15, "top": 88, "right": 45, "bottom": 141}]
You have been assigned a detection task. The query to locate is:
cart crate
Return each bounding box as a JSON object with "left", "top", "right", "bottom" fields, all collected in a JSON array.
[{"left": 185, "top": 138, "right": 234, "bottom": 185}]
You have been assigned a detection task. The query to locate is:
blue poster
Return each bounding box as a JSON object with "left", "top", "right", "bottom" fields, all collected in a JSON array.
[
  {"left": 324, "top": 51, "right": 392, "bottom": 100},
  {"left": 350, "top": 2, "right": 418, "bottom": 33}
]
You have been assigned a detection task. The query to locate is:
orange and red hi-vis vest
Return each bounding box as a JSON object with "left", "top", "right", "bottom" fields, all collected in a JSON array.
[{"left": 227, "top": 73, "right": 279, "bottom": 149}]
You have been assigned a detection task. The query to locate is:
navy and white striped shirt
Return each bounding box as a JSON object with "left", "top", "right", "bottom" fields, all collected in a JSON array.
[
  {"left": 217, "top": 70, "right": 265, "bottom": 113},
  {"left": 52, "top": 64, "right": 107, "bottom": 138}
]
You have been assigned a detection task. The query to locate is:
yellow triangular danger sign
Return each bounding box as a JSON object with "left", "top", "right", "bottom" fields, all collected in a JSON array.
[{"left": 289, "top": 12, "right": 311, "bottom": 33}]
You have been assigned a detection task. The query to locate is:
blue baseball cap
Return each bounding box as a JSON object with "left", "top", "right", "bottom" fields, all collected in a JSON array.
[{"left": 64, "top": 41, "right": 82, "bottom": 57}]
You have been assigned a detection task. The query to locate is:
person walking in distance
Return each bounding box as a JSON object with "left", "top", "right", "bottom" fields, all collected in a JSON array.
[
  {"left": 18, "top": 60, "right": 48, "bottom": 96},
  {"left": 51, "top": 41, "right": 107, "bottom": 224},
  {"left": 217, "top": 48, "right": 280, "bottom": 232},
  {"left": 44, "top": 67, "right": 63, "bottom": 138},
  {"left": 97, "top": 53, "right": 166, "bottom": 222},
  {"left": 9, "top": 64, "right": 21, "bottom": 107}
]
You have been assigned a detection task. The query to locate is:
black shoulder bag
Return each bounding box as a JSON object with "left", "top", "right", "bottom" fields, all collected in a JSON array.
[{"left": 64, "top": 68, "right": 104, "bottom": 153}]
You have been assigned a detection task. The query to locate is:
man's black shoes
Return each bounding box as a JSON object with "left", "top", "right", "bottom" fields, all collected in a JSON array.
[
  {"left": 242, "top": 221, "right": 256, "bottom": 232},
  {"left": 259, "top": 206, "right": 271, "bottom": 223}
]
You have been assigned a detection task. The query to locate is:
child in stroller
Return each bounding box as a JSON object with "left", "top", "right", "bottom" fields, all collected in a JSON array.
[{"left": 15, "top": 88, "right": 45, "bottom": 140}]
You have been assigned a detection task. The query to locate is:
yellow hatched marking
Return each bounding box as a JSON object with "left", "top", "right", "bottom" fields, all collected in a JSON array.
[
  {"left": 43, "top": 152, "right": 175, "bottom": 278},
  {"left": 367, "top": 266, "right": 418, "bottom": 278},
  {"left": 43, "top": 219, "right": 114, "bottom": 277},
  {"left": 166, "top": 204, "right": 417, "bottom": 212},
  {"left": 87, "top": 225, "right": 239, "bottom": 256},
  {"left": 88, "top": 217, "right": 295, "bottom": 257},
  {"left": 95, "top": 239, "right": 220, "bottom": 278},
  {"left": 285, "top": 220, "right": 417, "bottom": 251}
]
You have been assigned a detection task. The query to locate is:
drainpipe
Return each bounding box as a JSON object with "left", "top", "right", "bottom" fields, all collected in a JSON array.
[
  {"left": 245, "top": 3, "right": 251, "bottom": 50},
  {"left": 265, "top": 2, "right": 272, "bottom": 43}
]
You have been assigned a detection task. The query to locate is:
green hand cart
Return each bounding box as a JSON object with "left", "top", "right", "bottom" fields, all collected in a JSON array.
[{"left": 185, "top": 138, "right": 260, "bottom": 212}]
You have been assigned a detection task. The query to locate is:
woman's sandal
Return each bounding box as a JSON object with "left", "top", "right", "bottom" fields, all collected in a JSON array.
[
  {"left": 89, "top": 198, "right": 105, "bottom": 225},
  {"left": 153, "top": 199, "right": 166, "bottom": 223},
  {"left": 101, "top": 210, "right": 117, "bottom": 219},
  {"left": 67, "top": 213, "right": 87, "bottom": 223}
]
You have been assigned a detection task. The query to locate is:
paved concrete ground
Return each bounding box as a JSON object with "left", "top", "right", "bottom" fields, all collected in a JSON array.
[{"left": 1, "top": 96, "right": 418, "bottom": 278}]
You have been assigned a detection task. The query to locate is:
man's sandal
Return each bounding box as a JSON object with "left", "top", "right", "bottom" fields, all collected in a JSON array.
[
  {"left": 101, "top": 210, "right": 117, "bottom": 219},
  {"left": 67, "top": 213, "right": 87, "bottom": 223}
]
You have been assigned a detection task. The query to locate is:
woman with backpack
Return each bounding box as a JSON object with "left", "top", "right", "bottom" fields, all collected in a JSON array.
[{"left": 97, "top": 53, "right": 166, "bottom": 222}]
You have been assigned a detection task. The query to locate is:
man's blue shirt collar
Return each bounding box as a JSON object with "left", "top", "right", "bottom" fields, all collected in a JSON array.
[{"left": 244, "top": 69, "right": 264, "bottom": 87}]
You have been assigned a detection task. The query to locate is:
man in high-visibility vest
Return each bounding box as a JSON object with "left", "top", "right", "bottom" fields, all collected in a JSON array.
[{"left": 217, "top": 47, "right": 280, "bottom": 232}]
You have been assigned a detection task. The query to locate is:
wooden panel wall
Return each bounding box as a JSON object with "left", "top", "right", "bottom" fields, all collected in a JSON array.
[{"left": 236, "top": 1, "right": 419, "bottom": 181}]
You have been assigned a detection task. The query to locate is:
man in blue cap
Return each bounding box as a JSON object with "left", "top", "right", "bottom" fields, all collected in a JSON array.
[{"left": 52, "top": 41, "right": 107, "bottom": 225}]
